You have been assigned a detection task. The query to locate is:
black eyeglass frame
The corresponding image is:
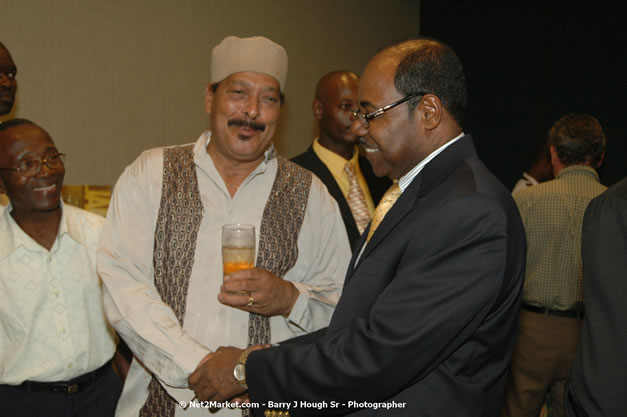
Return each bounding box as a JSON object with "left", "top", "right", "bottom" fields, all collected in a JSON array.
[
  {"left": 352, "top": 92, "right": 427, "bottom": 128},
  {"left": 0, "top": 153, "right": 66, "bottom": 177}
]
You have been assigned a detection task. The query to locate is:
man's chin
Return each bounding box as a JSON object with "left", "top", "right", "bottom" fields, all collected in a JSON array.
[
  {"left": 364, "top": 154, "right": 388, "bottom": 178},
  {"left": 0, "top": 102, "right": 14, "bottom": 115},
  {"left": 38, "top": 199, "right": 62, "bottom": 212}
]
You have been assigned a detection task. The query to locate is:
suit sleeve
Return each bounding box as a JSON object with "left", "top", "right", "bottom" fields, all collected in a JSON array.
[{"left": 247, "top": 193, "right": 509, "bottom": 416}]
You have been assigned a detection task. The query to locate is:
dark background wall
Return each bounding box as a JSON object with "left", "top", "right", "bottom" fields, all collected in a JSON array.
[{"left": 421, "top": 2, "right": 627, "bottom": 188}]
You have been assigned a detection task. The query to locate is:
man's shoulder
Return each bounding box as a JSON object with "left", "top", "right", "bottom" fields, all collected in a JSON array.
[
  {"left": 280, "top": 155, "right": 312, "bottom": 175},
  {"left": 128, "top": 142, "right": 197, "bottom": 173},
  {"left": 512, "top": 176, "right": 556, "bottom": 203},
  {"left": 605, "top": 177, "right": 627, "bottom": 201},
  {"left": 64, "top": 204, "right": 105, "bottom": 228},
  {"left": 587, "top": 177, "right": 627, "bottom": 213},
  {"left": 123, "top": 142, "right": 192, "bottom": 184},
  {"left": 63, "top": 204, "right": 105, "bottom": 248},
  {"left": 290, "top": 147, "right": 318, "bottom": 168}
]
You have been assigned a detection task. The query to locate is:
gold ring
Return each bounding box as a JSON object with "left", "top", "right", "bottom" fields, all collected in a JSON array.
[{"left": 247, "top": 295, "right": 254, "bottom": 307}]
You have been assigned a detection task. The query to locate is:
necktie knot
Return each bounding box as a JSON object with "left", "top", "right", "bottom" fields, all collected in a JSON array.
[
  {"left": 366, "top": 180, "right": 400, "bottom": 242},
  {"left": 344, "top": 162, "right": 356, "bottom": 176}
]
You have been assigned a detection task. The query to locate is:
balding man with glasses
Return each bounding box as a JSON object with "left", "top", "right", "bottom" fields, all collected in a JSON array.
[{"left": 0, "top": 119, "right": 122, "bottom": 416}]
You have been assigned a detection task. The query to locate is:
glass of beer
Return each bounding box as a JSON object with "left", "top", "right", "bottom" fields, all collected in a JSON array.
[{"left": 222, "top": 224, "right": 255, "bottom": 275}]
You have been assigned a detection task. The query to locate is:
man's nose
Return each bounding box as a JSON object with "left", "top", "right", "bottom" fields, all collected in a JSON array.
[
  {"left": 243, "top": 96, "right": 260, "bottom": 119},
  {"left": 350, "top": 118, "right": 367, "bottom": 137}
]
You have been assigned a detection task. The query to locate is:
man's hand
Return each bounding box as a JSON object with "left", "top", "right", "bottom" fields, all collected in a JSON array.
[
  {"left": 219, "top": 268, "right": 299, "bottom": 317},
  {"left": 188, "top": 346, "right": 245, "bottom": 402},
  {"left": 189, "top": 345, "right": 268, "bottom": 402}
]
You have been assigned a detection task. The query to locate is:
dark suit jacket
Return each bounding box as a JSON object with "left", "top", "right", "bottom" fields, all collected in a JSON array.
[
  {"left": 291, "top": 146, "right": 391, "bottom": 250},
  {"left": 565, "top": 177, "right": 627, "bottom": 417},
  {"left": 248, "top": 135, "right": 526, "bottom": 416}
]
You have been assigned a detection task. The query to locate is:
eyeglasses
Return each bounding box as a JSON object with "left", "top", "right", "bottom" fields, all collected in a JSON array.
[
  {"left": 352, "top": 92, "right": 427, "bottom": 128},
  {"left": 0, "top": 153, "right": 66, "bottom": 177}
]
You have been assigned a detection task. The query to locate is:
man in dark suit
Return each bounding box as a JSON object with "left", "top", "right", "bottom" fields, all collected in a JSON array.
[
  {"left": 292, "top": 71, "right": 391, "bottom": 250},
  {"left": 565, "top": 177, "right": 627, "bottom": 417},
  {"left": 189, "top": 37, "right": 526, "bottom": 417}
]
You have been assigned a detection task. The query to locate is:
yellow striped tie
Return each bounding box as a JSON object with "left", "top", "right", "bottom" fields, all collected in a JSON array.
[
  {"left": 344, "top": 162, "right": 371, "bottom": 234},
  {"left": 366, "top": 180, "right": 401, "bottom": 242}
]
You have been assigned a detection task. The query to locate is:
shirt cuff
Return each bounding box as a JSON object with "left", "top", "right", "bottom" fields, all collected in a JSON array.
[
  {"left": 286, "top": 282, "right": 310, "bottom": 328},
  {"left": 164, "top": 385, "right": 197, "bottom": 404},
  {"left": 172, "top": 339, "right": 212, "bottom": 382}
]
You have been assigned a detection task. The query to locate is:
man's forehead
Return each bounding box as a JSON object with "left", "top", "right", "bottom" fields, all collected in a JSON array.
[
  {"left": 0, "top": 46, "right": 15, "bottom": 64},
  {"left": 0, "top": 124, "right": 51, "bottom": 145},
  {"left": 358, "top": 60, "right": 398, "bottom": 107}
]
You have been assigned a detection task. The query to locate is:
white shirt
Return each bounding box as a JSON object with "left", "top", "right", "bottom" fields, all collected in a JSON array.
[
  {"left": 98, "top": 132, "right": 351, "bottom": 416},
  {"left": 512, "top": 172, "right": 539, "bottom": 195},
  {"left": 0, "top": 203, "right": 116, "bottom": 384}
]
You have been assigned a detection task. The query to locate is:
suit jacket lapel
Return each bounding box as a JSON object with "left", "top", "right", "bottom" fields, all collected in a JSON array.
[{"left": 357, "top": 174, "right": 421, "bottom": 263}]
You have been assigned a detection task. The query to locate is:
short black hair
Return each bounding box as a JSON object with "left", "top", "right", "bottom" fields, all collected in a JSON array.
[
  {"left": 0, "top": 118, "right": 36, "bottom": 133},
  {"left": 387, "top": 38, "right": 467, "bottom": 128},
  {"left": 548, "top": 114, "right": 606, "bottom": 167}
]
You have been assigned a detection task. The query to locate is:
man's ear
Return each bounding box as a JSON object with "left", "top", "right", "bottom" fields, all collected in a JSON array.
[
  {"left": 0, "top": 176, "right": 7, "bottom": 195},
  {"left": 549, "top": 145, "right": 559, "bottom": 165},
  {"left": 596, "top": 151, "right": 605, "bottom": 169},
  {"left": 312, "top": 99, "right": 323, "bottom": 121},
  {"left": 204, "top": 84, "right": 214, "bottom": 115},
  {"left": 419, "top": 95, "right": 441, "bottom": 130}
]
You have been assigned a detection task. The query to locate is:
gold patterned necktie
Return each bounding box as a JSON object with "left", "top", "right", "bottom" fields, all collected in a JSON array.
[
  {"left": 344, "top": 162, "right": 371, "bottom": 234},
  {"left": 366, "top": 180, "right": 401, "bottom": 242}
]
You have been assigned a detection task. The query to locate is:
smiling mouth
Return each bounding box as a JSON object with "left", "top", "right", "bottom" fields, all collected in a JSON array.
[
  {"left": 34, "top": 184, "right": 57, "bottom": 192},
  {"left": 359, "top": 137, "right": 379, "bottom": 153}
]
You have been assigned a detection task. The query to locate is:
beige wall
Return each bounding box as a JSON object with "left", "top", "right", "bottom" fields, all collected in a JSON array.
[{"left": 0, "top": 0, "right": 420, "bottom": 186}]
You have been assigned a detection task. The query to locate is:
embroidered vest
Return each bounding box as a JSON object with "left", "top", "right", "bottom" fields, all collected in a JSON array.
[{"left": 139, "top": 147, "right": 311, "bottom": 417}]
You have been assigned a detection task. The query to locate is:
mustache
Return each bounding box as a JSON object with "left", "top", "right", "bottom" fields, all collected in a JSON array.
[{"left": 228, "top": 119, "right": 265, "bottom": 132}]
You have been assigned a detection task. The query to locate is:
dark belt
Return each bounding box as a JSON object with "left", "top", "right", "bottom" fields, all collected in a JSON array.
[
  {"left": 12, "top": 360, "right": 112, "bottom": 395},
  {"left": 521, "top": 303, "right": 584, "bottom": 319}
]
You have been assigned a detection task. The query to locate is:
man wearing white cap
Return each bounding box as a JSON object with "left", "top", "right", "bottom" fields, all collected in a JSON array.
[{"left": 97, "top": 36, "right": 351, "bottom": 416}]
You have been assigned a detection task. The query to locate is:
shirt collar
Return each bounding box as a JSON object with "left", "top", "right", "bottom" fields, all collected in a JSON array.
[
  {"left": 522, "top": 172, "right": 539, "bottom": 185},
  {"left": 555, "top": 164, "right": 600, "bottom": 182},
  {"left": 313, "top": 138, "right": 358, "bottom": 163},
  {"left": 312, "top": 138, "right": 359, "bottom": 178},
  {"left": 398, "top": 132, "right": 465, "bottom": 193},
  {"left": 0, "top": 201, "right": 86, "bottom": 261}
]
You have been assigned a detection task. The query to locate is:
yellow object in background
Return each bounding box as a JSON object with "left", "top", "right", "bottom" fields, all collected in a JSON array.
[{"left": 62, "top": 185, "right": 112, "bottom": 216}]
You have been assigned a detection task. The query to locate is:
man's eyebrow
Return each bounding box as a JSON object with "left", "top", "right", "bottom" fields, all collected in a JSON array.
[
  {"left": 16, "top": 147, "right": 59, "bottom": 159},
  {"left": 359, "top": 100, "right": 375, "bottom": 110},
  {"left": 261, "top": 86, "right": 279, "bottom": 94},
  {"left": 228, "top": 79, "right": 250, "bottom": 88}
]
